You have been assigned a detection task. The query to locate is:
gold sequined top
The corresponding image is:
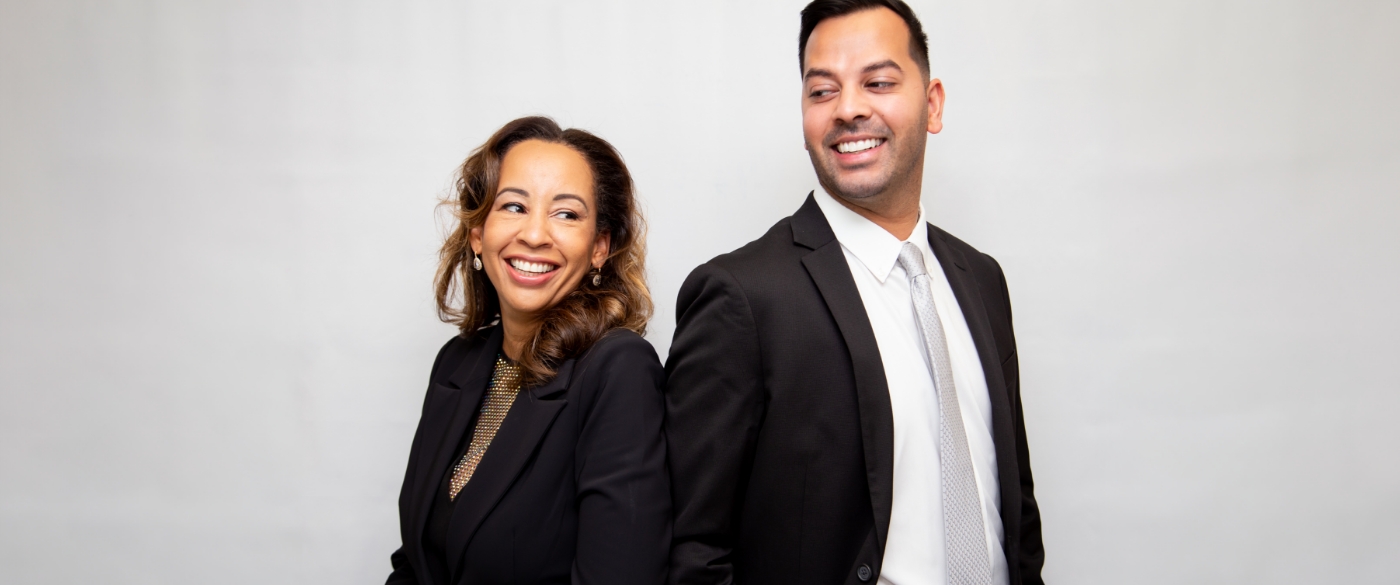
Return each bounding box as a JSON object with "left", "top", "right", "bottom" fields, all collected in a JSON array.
[{"left": 447, "top": 354, "right": 523, "bottom": 500}]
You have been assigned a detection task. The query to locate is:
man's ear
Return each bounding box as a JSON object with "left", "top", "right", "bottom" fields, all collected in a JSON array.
[
  {"left": 592, "top": 230, "right": 612, "bottom": 268},
  {"left": 926, "top": 78, "right": 945, "bottom": 135}
]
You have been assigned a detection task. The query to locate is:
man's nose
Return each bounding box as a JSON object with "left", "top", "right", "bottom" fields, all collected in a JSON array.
[{"left": 833, "top": 86, "right": 871, "bottom": 124}]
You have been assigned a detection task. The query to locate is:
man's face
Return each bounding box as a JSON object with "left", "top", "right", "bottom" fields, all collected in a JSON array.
[{"left": 801, "top": 8, "right": 942, "bottom": 203}]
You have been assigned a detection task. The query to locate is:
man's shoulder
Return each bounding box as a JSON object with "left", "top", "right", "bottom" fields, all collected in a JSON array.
[
  {"left": 704, "top": 216, "right": 801, "bottom": 273},
  {"left": 928, "top": 223, "right": 1004, "bottom": 277},
  {"left": 686, "top": 214, "right": 817, "bottom": 289},
  {"left": 674, "top": 212, "right": 815, "bottom": 309}
]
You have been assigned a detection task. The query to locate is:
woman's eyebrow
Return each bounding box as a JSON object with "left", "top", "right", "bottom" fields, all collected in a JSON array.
[{"left": 553, "top": 193, "right": 589, "bottom": 212}]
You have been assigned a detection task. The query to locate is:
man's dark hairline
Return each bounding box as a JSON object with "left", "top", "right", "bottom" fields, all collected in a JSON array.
[{"left": 798, "top": 3, "right": 931, "bottom": 80}]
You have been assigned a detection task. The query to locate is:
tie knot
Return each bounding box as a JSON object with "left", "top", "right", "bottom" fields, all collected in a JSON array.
[{"left": 898, "top": 242, "right": 927, "bottom": 278}]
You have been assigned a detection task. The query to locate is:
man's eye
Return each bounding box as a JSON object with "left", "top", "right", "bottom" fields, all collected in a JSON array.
[{"left": 809, "top": 88, "right": 835, "bottom": 99}]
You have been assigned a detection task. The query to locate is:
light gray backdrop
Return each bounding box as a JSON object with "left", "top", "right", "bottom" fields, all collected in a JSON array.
[{"left": 2, "top": 0, "right": 1397, "bottom": 583}]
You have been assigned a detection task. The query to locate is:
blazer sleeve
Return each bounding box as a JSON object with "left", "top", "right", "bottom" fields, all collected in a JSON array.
[
  {"left": 385, "top": 335, "right": 463, "bottom": 585},
  {"left": 385, "top": 549, "right": 417, "bottom": 585},
  {"left": 995, "top": 262, "right": 1045, "bottom": 585},
  {"left": 664, "top": 263, "right": 767, "bottom": 585},
  {"left": 571, "top": 334, "right": 672, "bottom": 585}
]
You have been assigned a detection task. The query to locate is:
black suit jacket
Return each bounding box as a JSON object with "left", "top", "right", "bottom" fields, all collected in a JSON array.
[
  {"left": 665, "top": 194, "right": 1044, "bottom": 585},
  {"left": 388, "top": 325, "right": 671, "bottom": 585}
]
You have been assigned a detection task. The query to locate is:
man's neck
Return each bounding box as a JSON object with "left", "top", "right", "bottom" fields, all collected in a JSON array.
[{"left": 824, "top": 187, "right": 923, "bottom": 241}]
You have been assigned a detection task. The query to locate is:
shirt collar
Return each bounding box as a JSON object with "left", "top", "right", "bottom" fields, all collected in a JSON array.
[{"left": 813, "top": 186, "right": 930, "bottom": 284}]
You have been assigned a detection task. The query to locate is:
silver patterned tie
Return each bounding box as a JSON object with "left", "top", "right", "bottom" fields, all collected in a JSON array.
[{"left": 897, "top": 242, "right": 992, "bottom": 585}]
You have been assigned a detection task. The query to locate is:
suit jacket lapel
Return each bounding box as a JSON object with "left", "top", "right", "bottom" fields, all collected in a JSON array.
[
  {"left": 792, "top": 193, "right": 896, "bottom": 551},
  {"left": 925, "top": 227, "right": 1021, "bottom": 536},
  {"left": 410, "top": 327, "right": 502, "bottom": 547},
  {"left": 445, "top": 360, "right": 572, "bottom": 566}
]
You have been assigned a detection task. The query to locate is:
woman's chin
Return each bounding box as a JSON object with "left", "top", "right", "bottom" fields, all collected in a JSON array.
[{"left": 497, "top": 286, "right": 578, "bottom": 324}]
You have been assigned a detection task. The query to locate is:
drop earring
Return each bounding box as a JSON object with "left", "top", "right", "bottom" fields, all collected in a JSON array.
[
  {"left": 590, "top": 267, "right": 602, "bottom": 286},
  {"left": 472, "top": 253, "right": 482, "bottom": 271}
]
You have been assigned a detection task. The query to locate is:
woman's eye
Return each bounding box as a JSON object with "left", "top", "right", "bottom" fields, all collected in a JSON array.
[
  {"left": 555, "top": 210, "right": 580, "bottom": 221},
  {"left": 502, "top": 202, "right": 525, "bottom": 213}
]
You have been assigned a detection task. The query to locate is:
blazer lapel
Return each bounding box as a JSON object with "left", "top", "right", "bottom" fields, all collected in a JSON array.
[
  {"left": 445, "top": 359, "right": 573, "bottom": 565},
  {"left": 925, "top": 227, "right": 1021, "bottom": 534},
  {"left": 792, "top": 193, "right": 896, "bottom": 551},
  {"left": 409, "top": 327, "right": 502, "bottom": 544}
]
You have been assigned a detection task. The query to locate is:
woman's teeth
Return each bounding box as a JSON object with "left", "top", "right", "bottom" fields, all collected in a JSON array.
[
  {"left": 836, "top": 138, "right": 883, "bottom": 153},
  {"left": 508, "top": 259, "right": 558, "bottom": 275}
]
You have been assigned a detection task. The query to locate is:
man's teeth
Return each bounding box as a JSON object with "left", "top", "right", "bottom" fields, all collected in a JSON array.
[
  {"left": 836, "top": 138, "right": 883, "bottom": 154},
  {"left": 509, "top": 259, "right": 558, "bottom": 274}
]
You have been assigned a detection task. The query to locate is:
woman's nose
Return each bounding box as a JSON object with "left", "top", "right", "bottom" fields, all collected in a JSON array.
[{"left": 518, "top": 209, "right": 551, "bottom": 246}]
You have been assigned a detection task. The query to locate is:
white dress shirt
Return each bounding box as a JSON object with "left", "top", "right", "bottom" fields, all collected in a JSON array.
[{"left": 813, "top": 189, "right": 1007, "bottom": 585}]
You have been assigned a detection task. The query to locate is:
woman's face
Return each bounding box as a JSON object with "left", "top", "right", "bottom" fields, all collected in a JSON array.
[{"left": 470, "top": 139, "right": 610, "bottom": 328}]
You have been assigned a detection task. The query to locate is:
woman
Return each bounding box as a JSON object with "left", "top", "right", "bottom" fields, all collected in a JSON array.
[{"left": 386, "top": 117, "right": 669, "bottom": 585}]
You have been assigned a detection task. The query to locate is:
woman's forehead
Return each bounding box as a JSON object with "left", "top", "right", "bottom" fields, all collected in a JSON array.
[{"left": 498, "top": 140, "right": 595, "bottom": 201}]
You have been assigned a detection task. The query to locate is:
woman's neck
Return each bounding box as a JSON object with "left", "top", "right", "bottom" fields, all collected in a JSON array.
[{"left": 499, "top": 314, "right": 537, "bottom": 362}]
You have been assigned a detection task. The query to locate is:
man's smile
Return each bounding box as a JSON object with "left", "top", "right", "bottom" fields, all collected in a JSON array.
[{"left": 834, "top": 137, "right": 885, "bottom": 153}]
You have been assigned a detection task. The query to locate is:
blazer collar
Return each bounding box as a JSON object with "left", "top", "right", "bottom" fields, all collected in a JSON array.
[
  {"left": 791, "top": 191, "right": 836, "bottom": 251},
  {"left": 925, "top": 227, "right": 1022, "bottom": 548},
  {"left": 408, "top": 326, "right": 502, "bottom": 550},
  {"left": 447, "top": 325, "right": 505, "bottom": 391},
  {"left": 795, "top": 192, "right": 1021, "bottom": 557},
  {"left": 793, "top": 192, "right": 897, "bottom": 553},
  {"left": 444, "top": 352, "right": 574, "bottom": 571},
  {"left": 813, "top": 187, "right": 932, "bottom": 284}
]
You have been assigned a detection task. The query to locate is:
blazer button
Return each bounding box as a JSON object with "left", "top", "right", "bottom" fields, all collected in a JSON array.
[{"left": 856, "top": 564, "right": 872, "bottom": 582}]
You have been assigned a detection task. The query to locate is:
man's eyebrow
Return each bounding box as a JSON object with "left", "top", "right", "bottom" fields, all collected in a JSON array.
[
  {"left": 803, "top": 60, "right": 903, "bottom": 82},
  {"left": 862, "top": 59, "right": 901, "bottom": 74}
]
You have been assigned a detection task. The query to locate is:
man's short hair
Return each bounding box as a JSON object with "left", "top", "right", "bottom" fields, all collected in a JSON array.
[{"left": 798, "top": 0, "right": 930, "bottom": 78}]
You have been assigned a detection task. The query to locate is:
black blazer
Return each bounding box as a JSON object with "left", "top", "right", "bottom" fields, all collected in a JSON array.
[
  {"left": 388, "top": 325, "right": 671, "bottom": 585},
  {"left": 665, "top": 194, "right": 1044, "bottom": 585}
]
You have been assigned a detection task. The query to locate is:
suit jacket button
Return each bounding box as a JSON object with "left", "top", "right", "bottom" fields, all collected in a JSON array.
[{"left": 856, "top": 564, "right": 872, "bottom": 582}]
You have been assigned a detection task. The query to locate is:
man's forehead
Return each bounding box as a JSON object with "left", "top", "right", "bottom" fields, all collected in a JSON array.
[{"left": 802, "top": 8, "right": 914, "bottom": 75}]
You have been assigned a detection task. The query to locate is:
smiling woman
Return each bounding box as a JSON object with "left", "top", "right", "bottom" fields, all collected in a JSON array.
[
  {"left": 386, "top": 116, "right": 668, "bottom": 585},
  {"left": 437, "top": 116, "right": 652, "bottom": 385}
]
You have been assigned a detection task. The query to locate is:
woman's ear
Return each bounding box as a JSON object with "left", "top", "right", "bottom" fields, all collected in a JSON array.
[
  {"left": 469, "top": 225, "right": 483, "bottom": 256},
  {"left": 592, "top": 230, "right": 612, "bottom": 268}
]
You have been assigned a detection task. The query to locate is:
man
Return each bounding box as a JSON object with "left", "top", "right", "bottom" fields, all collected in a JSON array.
[{"left": 664, "top": 1, "right": 1044, "bottom": 584}]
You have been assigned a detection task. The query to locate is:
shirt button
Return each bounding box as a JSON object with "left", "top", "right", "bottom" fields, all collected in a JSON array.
[{"left": 856, "top": 564, "right": 872, "bottom": 582}]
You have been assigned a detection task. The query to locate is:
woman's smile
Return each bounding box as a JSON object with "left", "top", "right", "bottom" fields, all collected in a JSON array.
[{"left": 503, "top": 255, "right": 563, "bottom": 286}]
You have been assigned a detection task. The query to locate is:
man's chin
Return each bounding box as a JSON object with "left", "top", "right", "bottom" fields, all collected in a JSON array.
[{"left": 823, "top": 176, "right": 888, "bottom": 202}]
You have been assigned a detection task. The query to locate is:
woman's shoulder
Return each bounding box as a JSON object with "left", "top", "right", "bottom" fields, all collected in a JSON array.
[
  {"left": 429, "top": 327, "right": 497, "bottom": 383},
  {"left": 569, "top": 328, "right": 663, "bottom": 392},
  {"left": 580, "top": 328, "right": 659, "bottom": 365},
  {"left": 570, "top": 329, "right": 664, "bottom": 412}
]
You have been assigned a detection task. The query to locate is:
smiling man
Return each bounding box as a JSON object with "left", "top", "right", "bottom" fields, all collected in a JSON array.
[{"left": 664, "top": 1, "right": 1044, "bottom": 584}]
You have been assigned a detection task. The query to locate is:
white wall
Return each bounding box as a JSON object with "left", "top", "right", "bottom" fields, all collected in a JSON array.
[{"left": 2, "top": 1, "right": 1396, "bottom": 583}]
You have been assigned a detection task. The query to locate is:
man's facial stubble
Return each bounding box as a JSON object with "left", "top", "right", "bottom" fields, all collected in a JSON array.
[{"left": 806, "top": 102, "right": 929, "bottom": 205}]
